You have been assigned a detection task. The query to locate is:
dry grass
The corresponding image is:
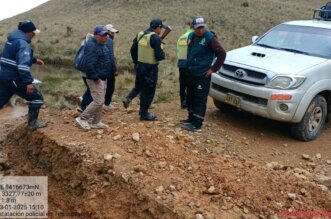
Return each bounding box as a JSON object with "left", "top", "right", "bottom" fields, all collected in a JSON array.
[{"left": 0, "top": 0, "right": 327, "bottom": 107}]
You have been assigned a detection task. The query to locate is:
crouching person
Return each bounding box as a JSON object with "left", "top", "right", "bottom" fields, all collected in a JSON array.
[
  {"left": 75, "top": 25, "right": 112, "bottom": 130},
  {"left": 0, "top": 20, "right": 46, "bottom": 130}
]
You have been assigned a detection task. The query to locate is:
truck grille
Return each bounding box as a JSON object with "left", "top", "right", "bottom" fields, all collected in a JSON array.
[
  {"left": 212, "top": 83, "right": 268, "bottom": 106},
  {"left": 221, "top": 64, "right": 268, "bottom": 85}
]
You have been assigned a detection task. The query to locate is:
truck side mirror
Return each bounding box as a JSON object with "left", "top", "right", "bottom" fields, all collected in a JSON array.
[{"left": 252, "top": 36, "right": 259, "bottom": 43}]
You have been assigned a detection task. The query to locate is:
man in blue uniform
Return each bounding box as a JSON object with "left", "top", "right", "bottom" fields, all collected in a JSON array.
[
  {"left": 0, "top": 20, "right": 46, "bottom": 129},
  {"left": 123, "top": 18, "right": 165, "bottom": 121}
]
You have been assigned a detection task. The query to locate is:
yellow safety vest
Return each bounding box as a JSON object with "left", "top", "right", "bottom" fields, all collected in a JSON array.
[
  {"left": 137, "top": 31, "right": 157, "bottom": 64},
  {"left": 176, "top": 29, "right": 192, "bottom": 60}
]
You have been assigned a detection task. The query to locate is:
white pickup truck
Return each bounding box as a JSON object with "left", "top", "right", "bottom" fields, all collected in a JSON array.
[{"left": 210, "top": 10, "right": 331, "bottom": 141}]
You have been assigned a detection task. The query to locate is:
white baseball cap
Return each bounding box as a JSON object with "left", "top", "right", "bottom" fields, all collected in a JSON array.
[{"left": 105, "top": 24, "right": 119, "bottom": 33}]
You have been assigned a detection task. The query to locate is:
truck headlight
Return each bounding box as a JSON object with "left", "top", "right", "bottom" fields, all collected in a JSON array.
[{"left": 266, "top": 76, "right": 306, "bottom": 90}]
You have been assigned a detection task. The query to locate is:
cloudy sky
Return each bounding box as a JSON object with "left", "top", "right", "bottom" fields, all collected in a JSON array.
[{"left": 0, "top": 0, "right": 50, "bottom": 21}]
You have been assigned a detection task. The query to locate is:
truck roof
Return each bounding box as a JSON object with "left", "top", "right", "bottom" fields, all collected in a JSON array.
[{"left": 284, "top": 20, "right": 331, "bottom": 29}]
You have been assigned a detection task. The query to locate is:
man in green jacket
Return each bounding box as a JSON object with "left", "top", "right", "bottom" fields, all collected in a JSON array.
[{"left": 182, "top": 16, "right": 226, "bottom": 132}]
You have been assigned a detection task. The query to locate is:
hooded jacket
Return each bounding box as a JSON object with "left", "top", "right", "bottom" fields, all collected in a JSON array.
[
  {"left": 79, "top": 34, "right": 113, "bottom": 81},
  {"left": 79, "top": 33, "right": 116, "bottom": 79},
  {"left": 0, "top": 29, "right": 36, "bottom": 85}
]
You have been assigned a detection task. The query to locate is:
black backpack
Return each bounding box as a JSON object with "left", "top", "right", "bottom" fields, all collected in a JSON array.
[{"left": 320, "top": 2, "right": 331, "bottom": 20}]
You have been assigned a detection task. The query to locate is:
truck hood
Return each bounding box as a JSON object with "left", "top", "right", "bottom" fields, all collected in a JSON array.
[{"left": 226, "top": 45, "right": 327, "bottom": 75}]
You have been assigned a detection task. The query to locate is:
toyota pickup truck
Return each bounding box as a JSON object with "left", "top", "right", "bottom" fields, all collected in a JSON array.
[{"left": 209, "top": 9, "right": 331, "bottom": 141}]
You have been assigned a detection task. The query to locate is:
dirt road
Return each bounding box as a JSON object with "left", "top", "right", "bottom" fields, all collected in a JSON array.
[{"left": 1, "top": 100, "right": 330, "bottom": 218}]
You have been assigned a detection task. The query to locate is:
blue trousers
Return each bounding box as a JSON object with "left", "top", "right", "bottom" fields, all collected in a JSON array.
[
  {"left": 186, "top": 74, "right": 211, "bottom": 128},
  {"left": 179, "top": 67, "right": 188, "bottom": 106},
  {"left": 0, "top": 79, "right": 43, "bottom": 110},
  {"left": 127, "top": 62, "right": 158, "bottom": 116}
]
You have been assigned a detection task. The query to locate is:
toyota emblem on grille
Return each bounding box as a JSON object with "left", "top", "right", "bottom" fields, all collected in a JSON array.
[{"left": 235, "top": 69, "right": 247, "bottom": 78}]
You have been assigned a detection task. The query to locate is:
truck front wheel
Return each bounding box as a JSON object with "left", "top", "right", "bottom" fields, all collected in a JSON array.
[{"left": 290, "top": 95, "right": 327, "bottom": 141}]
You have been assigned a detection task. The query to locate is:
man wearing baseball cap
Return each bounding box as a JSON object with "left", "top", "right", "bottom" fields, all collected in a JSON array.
[
  {"left": 181, "top": 16, "right": 226, "bottom": 132},
  {"left": 78, "top": 24, "right": 119, "bottom": 111},
  {"left": 75, "top": 25, "right": 113, "bottom": 130},
  {"left": 103, "top": 24, "right": 119, "bottom": 110},
  {"left": 0, "top": 20, "right": 46, "bottom": 130},
  {"left": 123, "top": 18, "right": 165, "bottom": 121}
]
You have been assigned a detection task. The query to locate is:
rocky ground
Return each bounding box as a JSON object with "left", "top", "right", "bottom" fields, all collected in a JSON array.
[{"left": 0, "top": 99, "right": 330, "bottom": 219}]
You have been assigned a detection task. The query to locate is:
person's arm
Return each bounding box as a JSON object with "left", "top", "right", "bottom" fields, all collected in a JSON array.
[
  {"left": 150, "top": 35, "right": 165, "bottom": 62},
  {"left": 16, "top": 42, "right": 34, "bottom": 85},
  {"left": 209, "top": 37, "right": 226, "bottom": 73},
  {"left": 210, "top": 37, "right": 226, "bottom": 72},
  {"left": 130, "top": 35, "right": 138, "bottom": 65}
]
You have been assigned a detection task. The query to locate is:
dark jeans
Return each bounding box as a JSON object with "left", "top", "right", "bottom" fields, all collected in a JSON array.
[
  {"left": 127, "top": 62, "right": 158, "bottom": 116},
  {"left": 186, "top": 74, "right": 211, "bottom": 128},
  {"left": 0, "top": 79, "right": 43, "bottom": 110},
  {"left": 179, "top": 67, "right": 188, "bottom": 106},
  {"left": 104, "top": 73, "right": 115, "bottom": 106}
]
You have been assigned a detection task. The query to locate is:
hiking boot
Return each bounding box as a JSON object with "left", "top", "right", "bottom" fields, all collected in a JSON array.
[
  {"left": 184, "top": 123, "right": 202, "bottom": 132},
  {"left": 91, "top": 122, "right": 109, "bottom": 129},
  {"left": 28, "top": 120, "right": 47, "bottom": 130},
  {"left": 122, "top": 97, "right": 131, "bottom": 109},
  {"left": 75, "top": 117, "right": 91, "bottom": 130},
  {"left": 180, "top": 119, "right": 192, "bottom": 125},
  {"left": 28, "top": 108, "right": 47, "bottom": 130},
  {"left": 140, "top": 113, "right": 157, "bottom": 121}
]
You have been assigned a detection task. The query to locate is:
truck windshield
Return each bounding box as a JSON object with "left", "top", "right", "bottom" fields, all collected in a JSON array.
[{"left": 255, "top": 24, "right": 331, "bottom": 59}]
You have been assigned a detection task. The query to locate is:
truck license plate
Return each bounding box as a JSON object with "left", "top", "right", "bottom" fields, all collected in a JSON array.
[{"left": 225, "top": 94, "right": 241, "bottom": 107}]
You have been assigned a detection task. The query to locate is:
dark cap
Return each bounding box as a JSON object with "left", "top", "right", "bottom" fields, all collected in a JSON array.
[
  {"left": 150, "top": 18, "right": 164, "bottom": 29},
  {"left": 192, "top": 16, "right": 207, "bottom": 29},
  {"left": 94, "top": 25, "right": 108, "bottom": 35},
  {"left": 18, "top": 20, "right": 40, "bottom": 34}
]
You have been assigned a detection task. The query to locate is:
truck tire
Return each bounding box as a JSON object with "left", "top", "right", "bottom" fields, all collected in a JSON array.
[
  {"left": 213, "top": 98, "right": 235, "bottom": 112},
  {"left": 290, "top": 95, "right": 327, "bottom": 141}
]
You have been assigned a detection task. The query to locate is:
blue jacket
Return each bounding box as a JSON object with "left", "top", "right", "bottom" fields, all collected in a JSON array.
[
  {"left": 0, "top": 29, "right": 37, "bottom": 85},
  {"left": 80, "top": 37, "right": 113, "bottom": 81}
]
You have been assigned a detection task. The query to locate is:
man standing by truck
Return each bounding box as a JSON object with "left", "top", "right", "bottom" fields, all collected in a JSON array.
[{"left": 183, "top": 16, "right": 226, "bottom": 132}]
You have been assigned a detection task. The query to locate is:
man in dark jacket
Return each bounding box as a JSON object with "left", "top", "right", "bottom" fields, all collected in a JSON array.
[
  {"left": 123, "top": 18, "right": 165, "bottom": 121},
  {"left": 103, "top": 24, "right": 119, "bottom": 110},
  {"left": 0, "top": 20, "right": 46, "bottom": 129},
  {"left": 78, "top": 24, "right": 119, "bottom": 112},
  {"left": 182, "top": 16, "right": 226, "bottom": 132},
  {"left": 75, "top": 25, "right": 112, "bottom": 130}
]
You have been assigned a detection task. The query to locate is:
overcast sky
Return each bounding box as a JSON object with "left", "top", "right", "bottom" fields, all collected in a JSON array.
[{"left": 0, "top": 0, "right": 50, "bottom": 21}]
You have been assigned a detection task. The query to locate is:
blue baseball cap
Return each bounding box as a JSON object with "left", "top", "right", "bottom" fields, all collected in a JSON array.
[
  {"left": 150, "top": 18, "right": 164, "bottom": 29},
  {"left": 94, "top": 25, "right": 108, "bottom": 35}
]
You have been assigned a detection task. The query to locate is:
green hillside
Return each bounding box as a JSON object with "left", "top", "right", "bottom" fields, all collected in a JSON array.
[{"left": 0, "top": 0, "right": 327, "bottom": 107}]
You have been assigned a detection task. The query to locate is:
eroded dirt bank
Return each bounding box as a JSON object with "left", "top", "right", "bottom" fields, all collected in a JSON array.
[{"left": 0, "top": 100, "right": 330, "bottom": 219}]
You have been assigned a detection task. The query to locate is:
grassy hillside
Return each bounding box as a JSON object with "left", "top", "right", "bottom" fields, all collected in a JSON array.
[{"left": 0, "top": 0, "right": 327, "bottom": 107}]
